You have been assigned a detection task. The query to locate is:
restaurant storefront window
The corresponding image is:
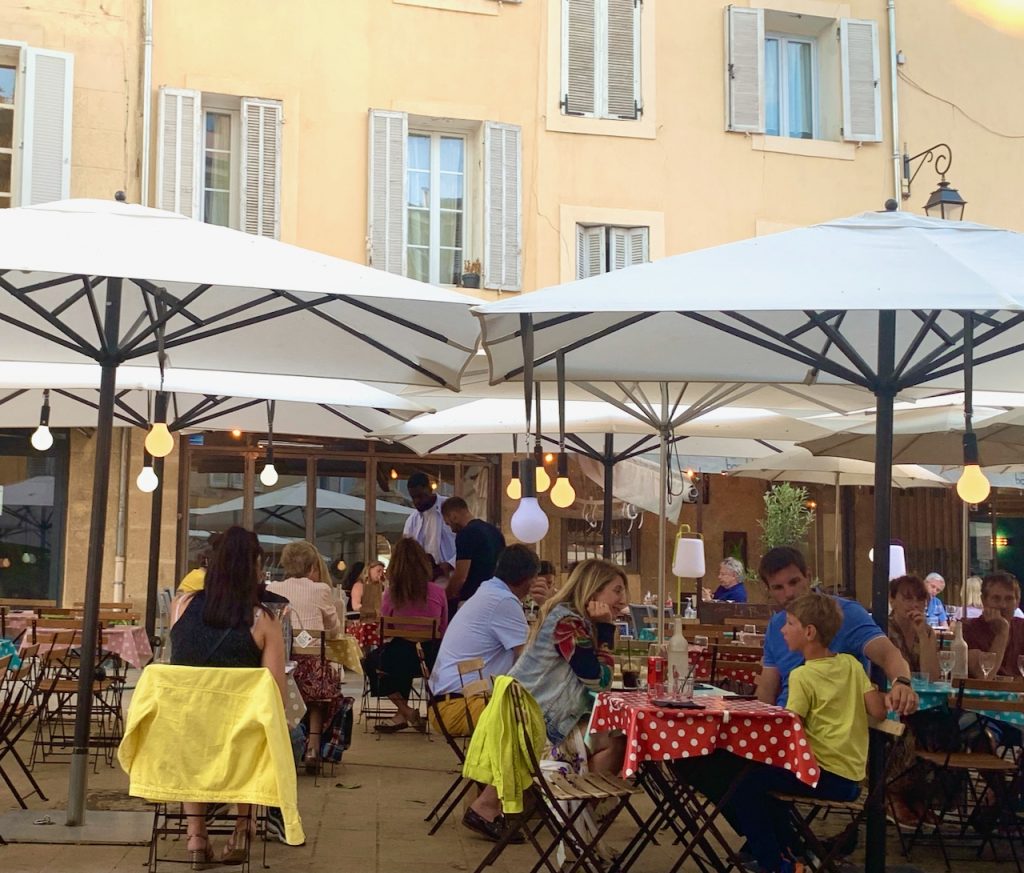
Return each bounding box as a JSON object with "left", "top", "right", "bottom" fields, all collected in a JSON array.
[{"left": 0, "top": 429, "right": 69, "bottom": 601}]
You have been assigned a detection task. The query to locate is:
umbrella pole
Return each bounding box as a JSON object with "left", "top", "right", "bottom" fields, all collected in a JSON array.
[
  {"left": 67, "top": 277, "right": 123, "bottom": 827},
  {"left": 602, "top": 433, "right": 614, "bottom": 559},
  {"left": 144, "top": 454, "right": 166, "bottom": 641},
  {"left": 834, "top": 480, "right": 841, "bottom": 593},
  {"left": 865, "top": 311, "right": 896, "bottom": 873}
]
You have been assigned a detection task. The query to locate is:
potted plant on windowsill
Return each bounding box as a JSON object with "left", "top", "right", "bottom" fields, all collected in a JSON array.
[{"left": 461, "top": 259, "right": 481, "bottom": 289}]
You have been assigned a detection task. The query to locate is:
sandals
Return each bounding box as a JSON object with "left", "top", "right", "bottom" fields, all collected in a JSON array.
[
  {"left": 374, "top": 713, "right": 426, "bottom": 734},
  {"left": 221, "top": 820, "right": 253, "bottom": 865},
  {"left": 187, "top": 837, "right": 216, "bottom": 870}
]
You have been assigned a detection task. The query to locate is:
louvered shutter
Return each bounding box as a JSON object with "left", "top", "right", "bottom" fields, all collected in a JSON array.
[
  {"left": 609, "top": 226, "right": 648, "bottom": 270},
  {"left": 576, "top": 225, "right": 606, "bottom": 279},
  {"left": 19, "top": 48, "right": 73, "bottom": 205},
  {"left": 562, "top": 0, "right": 596, "bottom": 117},
  {"left": 606, "top": 0, "right": 640, "bottom": 119},
  {"left": 725, "top": 5, "right": 764, "bottom": 133},
  {"left": 483, "top": 122, "right": 521, "bottom": 292},
  {"left": 840, "top": 19, "right": 882, "bottom": 143},
  {"left": 367, "top": 109, "right": 407, "bottom": 274},
  {"left": 240, "top": 98, "right": 282, "bottom": 239},
  {"left": 156, "top": 87, "right": 201, "bottom": 217}
]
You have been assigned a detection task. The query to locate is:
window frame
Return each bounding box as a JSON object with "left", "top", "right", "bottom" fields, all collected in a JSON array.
[
  {"left": 200, "top": 104, "right": 241, "bottom": 230},
  {"left": 0, "top": 42, "right": 23, "bottom": 208},
  {"left": 575, "top": 222, "right": 650, "bottom": 279},
  {"left": 764, "top": 31, "right": 819, "bottom": 141}
]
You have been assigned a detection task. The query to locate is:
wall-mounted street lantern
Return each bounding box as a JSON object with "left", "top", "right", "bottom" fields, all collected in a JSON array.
[{"left": 902, "top": 142, "right": 967, "bottom": 221}]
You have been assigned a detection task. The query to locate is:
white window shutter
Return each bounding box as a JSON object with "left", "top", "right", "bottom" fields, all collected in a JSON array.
[
  {"left": 725, "top": 5, "right": 764, "bottom": 133},
  {"left": 840, "top": 19, "right": 882, "bottom": 143},
  {"left": 156, "top": 87, "right": 201, "bottom": 217},
  {"left": 367, "top": 109, "right": 407, "bottom": 275},
  {"left": 483, "top": 121, "right": 522, "bottom": 292},
  {"left": 576, "top": 225, "right": 606, "bottom": 279},
  {"left": 240, "top": 98, "right": 282, "bottom": 239},
  {"left": 19, "top": 47, "right": 73, "bottom": 205},
  {"left": 562, "top": 0, "right": 596, "bottom": 117},
  {"left": 606, "top": 0, "right": 641, "bottom": 119},
  {"left": 609, "top": 226, "right": 648, "bottom": 270}
]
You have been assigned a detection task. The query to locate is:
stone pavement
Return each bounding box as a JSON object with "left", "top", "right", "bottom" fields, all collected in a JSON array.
[{"left": 0, "top": 677, "right": 1006, "bottom": 873}]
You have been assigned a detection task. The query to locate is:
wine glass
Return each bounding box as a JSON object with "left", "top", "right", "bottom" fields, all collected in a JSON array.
[
  {"left": 979, "top": 651, "right": 999, "bottom": 680},
  {"left": 938, "top": 650, "right": 954, "bottom": 684}
]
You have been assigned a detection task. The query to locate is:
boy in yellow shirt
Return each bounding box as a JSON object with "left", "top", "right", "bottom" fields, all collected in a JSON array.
[{"left": 726, "top": 593, "right": 887, "bottom": 872}]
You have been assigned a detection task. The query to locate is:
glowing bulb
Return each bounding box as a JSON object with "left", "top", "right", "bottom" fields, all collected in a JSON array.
[
  {"left": 390, "top": 468, "right": 399, "bottom": 479},
  {"left": 431, "top": 481, "right": 438, "bottom": 491},
  {"left": 260, "top": 463, "right": 279, "bottom": 487},
  {"left": 550, "top": 476, "right": 576, "bottom": 508},
  {"left": 506, "top": 477, "right": 522, "bottom": 500},
  {"left": 957, "top": 465, "right": 991, "bottom": 504},
  {"left": 144, "top": 422, "right": 175, "bottom": 457},
  {"left": 544, "top": 452, "right": 554, "bottom": 464},
  {"left": 535, "top": 465, "right": 551, "bottom": 493},
  {"left": 510, "top": 496, "right": 549, "bottom": 543},
  {"left": 30, "top": 425, "right": 53, "bottom": 451},
  {"left": 136, "top": 465, "right": 159, "bottom": 493},
  {"left": 231, "top": 428, "right": 242, "bottom": 438}
]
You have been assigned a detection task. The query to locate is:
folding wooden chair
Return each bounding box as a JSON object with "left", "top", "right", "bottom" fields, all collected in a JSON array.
[
  {"left": 291, "top": 628, "right": 345, "bottom": 778},
  {"left": 771, "top": 718, "right": 906, "bottom": 873},
  {"left": 361, "top": 616, "right": 438, "bottom": 733},
  {"left": 709, "top": 643, "right": 763, "bottom": 694}
]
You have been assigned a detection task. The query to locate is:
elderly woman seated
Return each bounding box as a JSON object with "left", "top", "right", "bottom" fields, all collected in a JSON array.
[
  {"left": 703, "top": 557, "right": 748, "bottom": 603},
  {"left": 508, "top": 558, "right": 627, "bottom": 774}
]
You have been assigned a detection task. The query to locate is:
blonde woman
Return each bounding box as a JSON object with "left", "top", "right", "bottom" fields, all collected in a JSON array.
[
  {"left": 509, "top": 558, "right": 628, "bottom": 774},
  {"left": 351, "top": 560, "right": 385, "bottom": 616}
]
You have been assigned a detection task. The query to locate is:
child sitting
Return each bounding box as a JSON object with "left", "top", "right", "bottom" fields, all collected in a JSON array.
[{"left": 726, "top": 593, "right": 887, "bottom": 872}]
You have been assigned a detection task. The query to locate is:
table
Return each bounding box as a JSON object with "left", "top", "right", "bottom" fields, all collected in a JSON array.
[
  {"left": 916, "top": 680, "right": 1024, "bottom": 728},
  {"left": 326, "top": 636, "right": 364, "bottom": 676},
  {"left": 345, "top": 620, "right": 380, "bottom": 650},
  {"left": 4, "top": 620, "right": 154, "bottom": 669},
  {"left": 0, "top": 637, "right": 20, "bottom": 669}
]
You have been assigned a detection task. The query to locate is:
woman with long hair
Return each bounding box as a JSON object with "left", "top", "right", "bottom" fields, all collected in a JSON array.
[
  {"left": 351, "top": 559, "right": 385, "bottom": 614},
  {"left": 169, "top": 526, "right": 286, "bottom": 867},
  {"left": 372, "top": 539, "right": 447, "bottom": 733},
  {"left": 509, "top": 557, "right": 628, "bottom": 774}
]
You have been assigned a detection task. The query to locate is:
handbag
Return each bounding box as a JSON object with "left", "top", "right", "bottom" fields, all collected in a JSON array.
[{"left": 320, "top": 696, "right": 354, "bottom": 763}]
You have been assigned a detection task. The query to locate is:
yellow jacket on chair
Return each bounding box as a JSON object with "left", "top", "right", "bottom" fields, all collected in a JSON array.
[
  {"left": 462, "top": 676, "right": 546, "bottom": 814},
  {"left": 117, "top": 664, "right": 305, "bottom": 845}
]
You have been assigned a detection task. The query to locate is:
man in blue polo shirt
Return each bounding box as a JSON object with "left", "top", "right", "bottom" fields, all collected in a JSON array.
[{"left": 756, "top": 546, "right": 919, "bottom": 715}]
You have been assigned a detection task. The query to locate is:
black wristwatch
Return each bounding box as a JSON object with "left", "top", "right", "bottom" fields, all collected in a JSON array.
[{"left": 893, "top": 676, "right": 912, "bottom": 689}]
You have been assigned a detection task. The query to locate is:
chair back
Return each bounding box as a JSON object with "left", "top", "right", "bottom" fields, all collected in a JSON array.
[
  {"left": 723, "top": 617, "right": 769, "bottom": 630},
  {"left": 380, "top": 615, "right": 439, "bottom": 643},
  {"left": 947, "top": 676, "right": 1024, "bottom": 717},
  {"left": 0, "top": 598, "right": 56, "bottom": 609},
  {"left": 291, "top": 628, "right": 330, "bottom": 664},
  {"left": 74, "top": 601, "right": 134, "bottom": 612}
]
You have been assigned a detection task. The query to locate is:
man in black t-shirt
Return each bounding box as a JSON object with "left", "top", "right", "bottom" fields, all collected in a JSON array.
[{"left": 441, "top": 496, "right": 506, "bottom": 610}]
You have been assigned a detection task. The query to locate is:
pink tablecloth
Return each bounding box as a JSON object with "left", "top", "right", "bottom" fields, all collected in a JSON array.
[
  {"left": 590, "top": 691, "right": 819, "bottom": 785},
  {"left": 101, "top": 626, "right": 153, "bottom": 669}
]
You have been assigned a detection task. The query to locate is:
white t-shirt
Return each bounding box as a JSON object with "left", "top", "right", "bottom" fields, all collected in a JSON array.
[
  {"left": 429, "top": 577, "right": 528, "bottom": 696},
  {"left": 403, "top": 497, "right": 457, "bottom": 567}
]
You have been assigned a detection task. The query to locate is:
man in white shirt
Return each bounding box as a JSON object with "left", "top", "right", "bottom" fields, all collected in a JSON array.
[
  {"left": 402, "top": 472, "right": 456, "bottom": 571},
  {"left": 428, "top": 544, "right": 539, "bottom": 843}
]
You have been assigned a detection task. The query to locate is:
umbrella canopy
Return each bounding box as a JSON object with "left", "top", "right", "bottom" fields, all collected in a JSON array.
[
  {"left": 473, "top": 211, "right": 1024, "bottom": 392},
  {"left": 728, "top": 448, "right": 950, "bottom": 489},
  {"left": 0, "top": 199, "right": 479, "bottom": 389}
]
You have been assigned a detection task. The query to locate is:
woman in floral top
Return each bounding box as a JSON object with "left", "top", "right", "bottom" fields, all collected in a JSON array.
[
  {"left": 888, "top": 574, "right": 940, "bottom": 680},
  {"left": 509, "top": 558, "right": 628, "bottom": 774}
]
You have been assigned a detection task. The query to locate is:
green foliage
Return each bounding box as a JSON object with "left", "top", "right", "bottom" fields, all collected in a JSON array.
[{"left": 759, "top": 483, "right": 815, "bottom": 551}]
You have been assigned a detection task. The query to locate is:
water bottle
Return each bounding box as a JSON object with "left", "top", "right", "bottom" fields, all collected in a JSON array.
[
  {"left": 666, "top": 617, "right": 691, "bottom": 698},
  {"left": 683, "top": 597, "right": 697, "bottom": 619},
  {"left": 951, "top": 620, "right": 969, "bottom": 680}
]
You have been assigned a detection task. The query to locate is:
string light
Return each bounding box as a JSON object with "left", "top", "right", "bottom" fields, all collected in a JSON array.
[
  {"left": 144, "top": 392, "right": 174, "bottom": 457},
  {"left": 30, "top": 390, "right": 53, "bottom": 451}
]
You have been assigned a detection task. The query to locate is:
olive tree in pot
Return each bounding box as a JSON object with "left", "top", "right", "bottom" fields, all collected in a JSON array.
[{"left": 759, "top": 482, "right": 815, "bottom": 553}]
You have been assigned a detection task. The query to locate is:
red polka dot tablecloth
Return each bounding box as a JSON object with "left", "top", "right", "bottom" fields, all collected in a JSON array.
[
  {"left": 345, "top": 620, "right": 380, "bottom": 650},
  {"left": 590, "top": 691, "right": 819, "bottom": 786}
]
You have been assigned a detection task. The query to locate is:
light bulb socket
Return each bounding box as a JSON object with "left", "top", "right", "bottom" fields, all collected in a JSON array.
[
  {"left": 39, "top": 389, "right": 51, "bottom": 427},
  {"left": 556, "top": 453, "right": 568, "bottom": 478},
  {"left": 962, "top": 431, "right": 981, "bottom": 466},
  {"left": 153, "top": 390, "right": 169, "bottom": 426},
  {"left": 510, "top": 460, "right": 520, "bottom": 481},
  {"left": 521, "top": 457, "right": 537, "bottom": 499}
]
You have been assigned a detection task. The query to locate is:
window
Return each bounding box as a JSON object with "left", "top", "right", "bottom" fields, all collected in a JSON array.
[
  {"left": 0, "top": 43, "right": 73, "bottom": 207},
  {"left": 725, "top": 7, "right": 881, "bottom": 143},
  {"left": 406, "top": 132, "right": 466, "bottom": 286},
  {"left": 157, "top": 87, "right": 282, "bottom": 238},
  {"left": 576, "top": 224, "right": 648, "bottom": 279},
  {"left": 764, "top": 35, "right": 815, "bottom": 139},
  {"left": 561, "top": 0, "right": 641, "bottom": 120},
  {"left": 368, "top": 110, "right": 522, "bottom": 291}
]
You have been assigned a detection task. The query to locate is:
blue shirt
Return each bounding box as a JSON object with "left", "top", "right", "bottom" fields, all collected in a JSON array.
[
  {"left": 763, "top": 596, "right": 884, "bottom": 706},
  {"left": 925, "top": 596, "right": 947, "bottom": 627},
  {"left": 712, "top": 582, "right": 748, "bottom": 603}
]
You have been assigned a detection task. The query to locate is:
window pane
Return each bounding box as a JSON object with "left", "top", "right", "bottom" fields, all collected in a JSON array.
[
  {"left": 787, "top": 41, "right": 814, "bottom": 139},
  {"left": 407, "top": 134, "right": 430, "bottom": 171},
  {"left": 439, "top": 173, "right": 463, "bottom": 212},
  {"left": 0, "top": 67, "right": 14, "bottom": 105},
  {"left": 764, "top": 39, "right": 780, "bottom": 137},
  {"left": 205, "top": 152, "right": 231, "bottom": 191},
  {"left": 204, "top": 190, "right": 230, "bottom": 227},
  {"left": 253, "top": 456, "right": 309, "bottom": 579},
  {"left": 408, "top": 207, "right": 430, "bottom": 247},
  {"left": 407, "top": 246, "right": 429, "bottom": 282},
  {"left": 0, "top": 109, "right": 12, "bottom": 150},
  {"left": 315, "top": 458, "right": 367, "bottom": 584},
  {"left": 0, "top": 153, "right": 10, "bottom": 193},
  {"left": 440, "top": 247, "right": 463, "bottom": 286},
  {"left": 186, "top": 454, "right": 247, "bottom": 572},
  {"left": 205, "top": 112, "right": 230, "bottom": 150},
  {"left": 440, "top": 209, "right": 462, "bottom": 249},
  {"left": 407, "top": 170, "right": 430, "bottom": 209},
  {"left": 440, "top": 137, "right": 464, "bottom": 173}
]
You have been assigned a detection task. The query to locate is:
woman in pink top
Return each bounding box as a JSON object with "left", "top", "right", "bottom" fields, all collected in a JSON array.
[{"left": 374, "top": 538, "right": 448, "bottom": 733}]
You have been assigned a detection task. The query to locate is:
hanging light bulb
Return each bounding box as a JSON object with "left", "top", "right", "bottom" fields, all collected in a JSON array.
[
  {"left": 31, "top": 389, "right": 53, "bottom": 451},
  {"left": 259, "top": 399, "right": 278, "bottom": 487},
  {"left": 144, "top": 392, "right": 175, "bottom": 457},
  {"left": 390, "top": 468, "right": 399, "bottom": 480},
  {"left": 957, "top": 432, "right": 991, "bottom": 504},
  {"left": 506, "top": 460, "right": 522, "bottom": 500},
  {"left": 549, "top": 453, "right": 576, "bottom": 508},
  {"left": 231, "top": 428, "right": 242, "bottom": 438},
  {"left": 544, "top": 452, "right": 554, "bottom": 464},
  {"left": 260, "top": 460, "right": 279, "bottom": 487},
  {"left": 533, "top": 448, "right": 551, "bottom": 493},
  {"left": 136, "top": 451, "right": 159, "bottom": 493},
  {"left": 511, "top": 457, "right": 550, "bottom": 543}
]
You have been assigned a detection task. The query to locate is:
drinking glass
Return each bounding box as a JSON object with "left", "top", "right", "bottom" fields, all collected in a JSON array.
[
  {"left": 694, "top": 635, "right": 709, "bottom": 649},
  {"left": 979, "top": 651, "right": 999, "bottom": 680},
  {"left": 1017, "top": 655, "right": 1024, "bottom": 680},
  {"left": 938, "top": 650, "right": 954, "bottom": 684},
  {"left": 744, "top": 624, "right": 757, "bottom": 636}
]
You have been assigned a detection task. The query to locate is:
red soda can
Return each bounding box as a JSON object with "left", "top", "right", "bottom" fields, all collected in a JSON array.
[{"left": 646, "top": 656, "right": 666, "bottom": 688}]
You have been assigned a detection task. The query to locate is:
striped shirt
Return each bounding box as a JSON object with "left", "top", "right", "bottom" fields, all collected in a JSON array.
[{"left": 266, "top": 577, "right": 342, "bottom": 638}]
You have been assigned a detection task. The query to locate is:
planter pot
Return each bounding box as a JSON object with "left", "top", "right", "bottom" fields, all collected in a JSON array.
[{"left": 461, "top": 273, "right": 481, "bottom": 289}]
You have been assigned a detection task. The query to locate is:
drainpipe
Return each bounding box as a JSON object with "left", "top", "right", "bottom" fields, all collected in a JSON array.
[
  {"left": 112, "top": 427, "right": 130, "bottom": 602},
  {"left": 140, "top": 0, "right": 154, "bottom": 206},
  {"left": 887, "top": 0, "right": 902, "bottom": 207}
]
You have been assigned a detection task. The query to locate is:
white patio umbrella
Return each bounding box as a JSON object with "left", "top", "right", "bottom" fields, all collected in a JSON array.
[{"left": 0, "top": 198, "right": 480, "bottom": 828}]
